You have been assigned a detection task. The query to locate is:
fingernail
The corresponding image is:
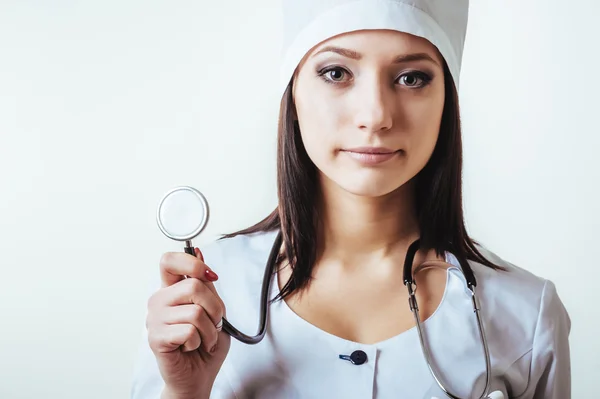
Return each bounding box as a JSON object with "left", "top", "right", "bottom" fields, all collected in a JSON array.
[
  {"left": 210, "top": 344, "right": 217, "bottom": 353},
  {"left": 205, "top": 269, "right": 219, "bottom": 282}
]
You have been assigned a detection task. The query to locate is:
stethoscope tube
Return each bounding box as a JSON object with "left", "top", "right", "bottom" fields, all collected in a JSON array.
[
  {"left": 209, "top": 231, "right": 282, "bottom": 345},
  {"left": 403, "top": 239, "right": 493, "bottom": 399},
  {"left": 206, "top": 231, "right": 495, "bottom": 399}
]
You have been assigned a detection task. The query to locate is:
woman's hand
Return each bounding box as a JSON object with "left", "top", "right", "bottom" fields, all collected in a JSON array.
[{"left": 146, "top": 248, "right": 231, "bottom": 399}]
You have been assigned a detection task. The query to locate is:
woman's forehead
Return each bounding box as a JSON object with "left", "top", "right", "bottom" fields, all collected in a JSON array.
[{"left": 304, "top": 30, "right": 443, "bottom": 64}]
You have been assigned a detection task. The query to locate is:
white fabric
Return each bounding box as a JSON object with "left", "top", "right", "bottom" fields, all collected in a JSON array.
[
  {"left": 131, "top": 230, "right": 571, "bottom": 399},
  {"left": 279, "top": 0, "right": 469, "bottom": 93}
]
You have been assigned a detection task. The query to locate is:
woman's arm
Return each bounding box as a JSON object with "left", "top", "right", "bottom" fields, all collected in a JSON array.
[{"left": 530, "top": 280, "right": 572, "bottom": 398}]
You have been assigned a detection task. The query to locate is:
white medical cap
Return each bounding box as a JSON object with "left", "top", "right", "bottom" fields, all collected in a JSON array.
[{"left": 279, "top": 0, "right": 469, "bottom": 93}]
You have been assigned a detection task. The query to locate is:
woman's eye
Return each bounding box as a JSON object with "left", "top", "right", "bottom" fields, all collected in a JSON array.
[
  {"left": 398, "top": 72, "right": 431, "bottom": 88},
  {"left": 327, "top": 69, "right": 345, "bottom": 81},
  {"left": 320, "top": 67, "right": 349, "bottom": 83}
]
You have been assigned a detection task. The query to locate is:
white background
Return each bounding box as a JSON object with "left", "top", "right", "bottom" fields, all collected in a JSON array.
[{"left": 0, "top": 0, "right": 598, "bottom": 398}]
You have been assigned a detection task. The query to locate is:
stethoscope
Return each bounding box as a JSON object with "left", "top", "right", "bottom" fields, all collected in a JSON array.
[{"left": 156, "top": 186, "right": 504, "bottom": 399}]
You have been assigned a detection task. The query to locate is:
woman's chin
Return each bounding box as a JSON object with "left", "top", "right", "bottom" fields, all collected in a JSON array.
[
  {"left": 336, "top": 178, "right": 405, "bottom": 198},
  {"left": 318, "top": 168, "right": 411, "bottom": 198}
]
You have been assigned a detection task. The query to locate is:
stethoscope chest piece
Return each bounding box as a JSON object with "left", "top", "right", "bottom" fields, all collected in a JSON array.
[
  {"left": 156, "top": 186, "right": 209, "bottom": 255},
  {"left": 155, "top": 185, "right": 276, "bottom": 345}
]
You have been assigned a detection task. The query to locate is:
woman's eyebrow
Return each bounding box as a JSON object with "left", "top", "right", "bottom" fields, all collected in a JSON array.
[
  {"left": 313, "top": 46, "right": 440, "bottom": 66},
  {"left": 392, "top": 52, "right": 440, "bottom": 66},
  {"left": 314, "top": 46, "right": 362, "bottom": 59}
]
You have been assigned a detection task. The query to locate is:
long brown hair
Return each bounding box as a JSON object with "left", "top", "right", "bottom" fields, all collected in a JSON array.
[{"left": 223, "top": 61, "right": 502, "bottom": 301}]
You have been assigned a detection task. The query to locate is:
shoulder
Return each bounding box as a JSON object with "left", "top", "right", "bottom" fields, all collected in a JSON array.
[
  {"left": 465, "top": 245, "right": 572, "bottom": 397},
  {"left": 200, "top": 229, "right": 279, "bottom": 277},
  {"left": 200, "top": 230, "right": 280, "bottom": 331},
  {"left": 469, "top": 245, "right": 570, "bottom": 333}
]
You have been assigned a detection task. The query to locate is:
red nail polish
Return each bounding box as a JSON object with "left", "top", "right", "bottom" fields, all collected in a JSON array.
[{"left": 205, "top": 269, "right": 218, "bottom": 281}]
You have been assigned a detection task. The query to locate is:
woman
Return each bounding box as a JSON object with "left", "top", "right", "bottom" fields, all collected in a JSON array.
[{"left": 131, "top": 1, "right": 571, "bottom": 398}]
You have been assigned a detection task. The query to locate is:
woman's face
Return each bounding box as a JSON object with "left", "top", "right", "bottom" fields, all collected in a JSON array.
[{"left": 293, "top": 30, "right": 446, "bottom": 198}]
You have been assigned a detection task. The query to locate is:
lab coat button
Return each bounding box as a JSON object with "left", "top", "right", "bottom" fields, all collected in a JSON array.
[{"left": 350, "top": 350, "right": 367, "bottom": 365}]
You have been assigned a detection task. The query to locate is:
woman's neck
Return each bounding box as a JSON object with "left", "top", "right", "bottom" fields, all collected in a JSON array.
[{"left": 315, "top": 178, "right": 420, "bottom": 270}]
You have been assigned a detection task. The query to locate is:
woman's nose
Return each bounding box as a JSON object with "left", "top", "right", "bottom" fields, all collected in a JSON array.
[{"left": 352, "top": 80, "right": 394, "bottom": 133}]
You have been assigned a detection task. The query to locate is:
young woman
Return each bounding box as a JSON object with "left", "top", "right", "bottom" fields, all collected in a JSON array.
[{"left": 131, "top": 1, "right": 571, "bottom": 398}]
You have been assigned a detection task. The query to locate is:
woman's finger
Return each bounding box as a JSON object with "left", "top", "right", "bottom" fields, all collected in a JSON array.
[
  {"left": 158, "top": 277, "right": 224, "bottom": 327},
  {"left": 163, "top": 304, "right": 219, "bottom": 352},
  {"left": 159, "top": 251, "right": 219, "bottom": 287},
  {"left": 148, "top": 323, "right": 201, "bottom": 354}
]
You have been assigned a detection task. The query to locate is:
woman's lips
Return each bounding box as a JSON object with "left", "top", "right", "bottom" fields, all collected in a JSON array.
[{"left": 340, "top": 147, "right": 400, "bottom": 165}]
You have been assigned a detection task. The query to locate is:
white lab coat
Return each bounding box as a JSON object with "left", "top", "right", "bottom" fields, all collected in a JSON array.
[{"left": 130, "top": 230, "right": 571, "bottom": 399}]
